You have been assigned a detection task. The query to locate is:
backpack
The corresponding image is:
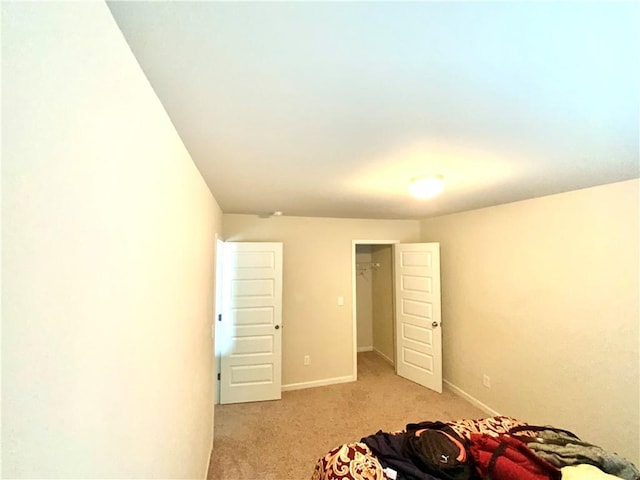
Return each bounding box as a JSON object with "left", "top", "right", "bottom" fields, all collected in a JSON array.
[{"left": 404, "top": 421, "right": 478, "bottom": 480}]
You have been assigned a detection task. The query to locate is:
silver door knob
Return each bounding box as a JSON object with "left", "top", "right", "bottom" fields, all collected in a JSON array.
[
  {"left": 275, "top": 325, "right": 280, "bottom": 330},
  {"left": 432, "top": 322, "right": 439, "bottom": 327}
]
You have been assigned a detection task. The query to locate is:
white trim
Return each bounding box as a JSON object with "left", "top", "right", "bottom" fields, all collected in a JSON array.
[
  {"left": 282, "top": 375, "right": 354, "bottom": 392},
  {"left": 373, "top": 348, "right": 394, "bottom": 366},
  {"left": 443, "top": 379, "right": 502, "bottom": 417},
  {"left": 351, "top": 242, "right": 358, "bottom": 382},
  {"left": 213, "top": 239, "right": 225, "bottom": 405},
  {"left": 357, "top": 346, "right": 373, "bottom": 352},
  {"left": 352, "top": 240, "right": 400, "bottom": 384}
]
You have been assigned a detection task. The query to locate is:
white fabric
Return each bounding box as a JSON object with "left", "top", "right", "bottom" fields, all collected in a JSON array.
[
  {"left": 383, "top": 467, "right": 397, "bottom": 480},
  {"left": 562, "top": 464, "right": 623, "bottom": 480}
]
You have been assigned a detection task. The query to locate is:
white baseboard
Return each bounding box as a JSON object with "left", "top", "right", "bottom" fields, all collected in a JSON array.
[
  {"left": 373, "top": 348, "right": 394, "bottom": 366},
  {"left": 357, "top": 346, "right": 373, "bottom": 352},
  {"left": 282, "top": 375, "right": 355, "bottom": 392},
  {"left": 444, "top": 379, "right": 501, "bottom": 417}
]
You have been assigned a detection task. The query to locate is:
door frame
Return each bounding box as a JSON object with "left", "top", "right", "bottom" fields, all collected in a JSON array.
[
  {"left": 214, "top": 236, "right": 224, "bottom": 405},
  {"left": 351, "top": 239, "right": 399, "bottom": 381}
]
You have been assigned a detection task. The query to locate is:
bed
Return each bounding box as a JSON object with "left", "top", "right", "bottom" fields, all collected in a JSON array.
[{"left": 311, "top": 416, "right": 639, "bottom": 480}]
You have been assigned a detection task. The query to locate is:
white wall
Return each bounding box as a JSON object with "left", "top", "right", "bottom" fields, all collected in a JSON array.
[
  {"left": 222, "top": 214, "right": 420, "bottom": 387},
  {"left": 371, "top": 245, "right": 394, "bottom": 364},
  {"left": 420, "top": 179, "right": 639, "bottom": 465},
  {"left": 356, "top": 246, "right": 374, "bottom": 351},
  {"left": 2, "top": 2, "right": 222, "bottom": 478}
]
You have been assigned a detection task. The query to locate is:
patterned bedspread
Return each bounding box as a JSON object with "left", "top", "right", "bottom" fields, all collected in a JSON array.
[{"left": 311, "top": 416, "right": 528, "bottom": 480}]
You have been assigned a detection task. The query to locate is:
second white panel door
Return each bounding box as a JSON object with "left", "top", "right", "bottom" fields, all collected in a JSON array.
[
  {"left": 394, "top": 242, "right": 442, "bottom": 393},
  {"left": 220, "top": 242, "right": 283, "bottom": 404}
]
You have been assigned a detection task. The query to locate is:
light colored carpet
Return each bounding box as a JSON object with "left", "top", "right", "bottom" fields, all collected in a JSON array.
[{"left": 207, "top": 352, "right": 486, "bottom": 480}]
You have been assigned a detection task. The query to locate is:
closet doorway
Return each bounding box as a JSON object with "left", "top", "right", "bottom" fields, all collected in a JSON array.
[
  {"left": 353, "top": 241, "right": 396, "bottom": 375},
  {"left": 352, "top": 241, "right": 443, "bottom": 393}
]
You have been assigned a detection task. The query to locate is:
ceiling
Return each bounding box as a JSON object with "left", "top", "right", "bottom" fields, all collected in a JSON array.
[{"left": 108, "top": 1, "right": 639, "bottom": 220}]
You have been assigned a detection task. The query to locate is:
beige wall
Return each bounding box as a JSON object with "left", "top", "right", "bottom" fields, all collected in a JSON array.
[
  {"left": 371, "top": 245, "right": 395, "bottom": 364},
  {"left": 420, "top": 179, "right": 639, "bottom": 464},
  {"left": 2, "top": 2, "right": 221, "bottom": 478},
  {"left": 223, "top": 215, "right": 420, "bottom": 386},
  {"left": 356, "top": 247, "right": 374, "bottom": 350}
]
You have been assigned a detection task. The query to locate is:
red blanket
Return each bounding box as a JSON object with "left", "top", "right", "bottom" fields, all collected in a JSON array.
[{"left": 469, "top": 434, "right": 561, "bottom": 480}]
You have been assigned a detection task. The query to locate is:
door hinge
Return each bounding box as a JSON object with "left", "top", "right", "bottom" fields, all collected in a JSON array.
[
  {"left": 217, "top": 314, "right": 222, "bottom": 322},
  {"left": 217, "top": 373, "right": 221, "bottom": 381}
]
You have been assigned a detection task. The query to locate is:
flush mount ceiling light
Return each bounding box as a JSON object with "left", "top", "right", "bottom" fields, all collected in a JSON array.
[{"left": 408, "top": 175, "right": 445, "bottom": 199}]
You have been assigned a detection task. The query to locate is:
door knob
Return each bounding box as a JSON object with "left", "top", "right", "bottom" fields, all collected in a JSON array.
[
  {"left": 275, "top": 325, "right": 280, "bottom": 330},
  {"left": 432, "top": 322, "right": 439, "bottom": 327}
]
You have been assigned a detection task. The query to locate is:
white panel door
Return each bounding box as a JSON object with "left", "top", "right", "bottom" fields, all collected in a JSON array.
[
  {"left": 394, "top": 243, "right": 442, "bottom": 393},
  {"left": 220, "top": 242, "right": 283, "bottom": 404}
]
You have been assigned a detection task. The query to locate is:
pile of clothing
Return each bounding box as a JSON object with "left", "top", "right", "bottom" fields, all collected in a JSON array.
[{"left": 361, "top": 421, "right": 639, "bottom": 480}]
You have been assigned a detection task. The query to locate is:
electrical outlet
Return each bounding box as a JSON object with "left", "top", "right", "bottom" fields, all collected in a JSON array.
[
  {"left": 304, "top": 355, "right": 310, "bottom": 366},
  {"left": 483, "top": 374, "right": 491, "bottom": 388}
]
